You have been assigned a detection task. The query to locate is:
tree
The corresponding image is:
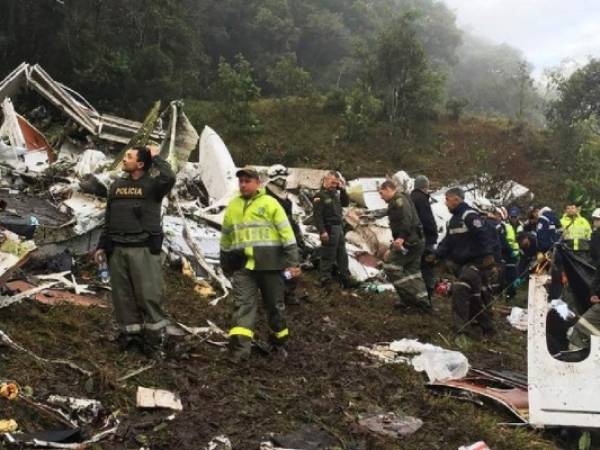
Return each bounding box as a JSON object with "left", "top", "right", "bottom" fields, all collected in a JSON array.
[
  {"left": 366, "top": 12, "right": 444, "bottom": 133},
  {"left": 212, "top": 54, "right": 261, "bottom": 133},
  {"left": 266, "top": 54, "right": 313, "bottom": 97}
]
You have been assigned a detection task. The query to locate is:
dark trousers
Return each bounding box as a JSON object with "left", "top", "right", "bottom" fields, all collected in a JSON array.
[
  {"left": 229, "top": 269, "right": 288, "bottom": 357},
  {"left": 451, "top": 264, "right": 495, "bottom": 333},
  {"left": 319, "top": 224, "right": 350, "bottom": 281}
]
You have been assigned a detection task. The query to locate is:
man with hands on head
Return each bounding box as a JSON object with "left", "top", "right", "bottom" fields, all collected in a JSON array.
[
  {"left": 313, "top": 171, "right": 357, "bottom": 289},
  {"left": 95, "top": 144, "right": 175, "bottom": 357}
]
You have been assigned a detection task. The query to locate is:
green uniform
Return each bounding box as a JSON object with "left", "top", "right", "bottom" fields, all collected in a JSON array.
[
  {"left": 383, "top": 192, "right": 429, "bottom": 309},
  {"left": 313, "top": 188, "right": 351, "bottom": 284},
  {"left": 98, "top": 156, "right": 175, "bottom": 341},
  {"left": 220, "top": 188, "right": 299, "bottom": 359}
]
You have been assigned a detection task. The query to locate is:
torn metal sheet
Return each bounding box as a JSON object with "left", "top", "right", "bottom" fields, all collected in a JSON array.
[
  {"left": 253, "top": 166, "right": 328, "bottom": 190},
  {"left": 5, "top": 280, "right": 107, "bottom": 308},
  {"left": 0, "top": 230, "right": 36, "bottom": 284},
  {"left": 0, "top": 63, "right": 163, "bottom": 144},
  {"left": 344, "top": 208, "right": 392, "bottom": 258},
  {"left": 199, "top": 126, "right": 237, "bottom": 206},
  {"left": 347, "top": 178, "right": 387, "bottom": 210},
  {"left": 0, "top": 98, "right": 53, "bottom": 172},
  {"left": 528, "top": 274, "right": 600, "bottom": 428},
  {"left": 429, "top": 374, "right": 529, "bottom": 423},
  {"left": 61, "top": 192, "right": 105, "bottom": 235},
  {"left": 74, "top": 149, "right": 108, "bottom": 177},
  {"left": 46, "top": 396, "right": 103, "bottom": 425},
  {"left": 159, "top": 101, "right": 199, "bottom": 174},
  {"left": 348, "top": 255, "right": 380, "bottom": 282},
  {"left": 136, "top": 387, "right": 183, "bottom": 411}
]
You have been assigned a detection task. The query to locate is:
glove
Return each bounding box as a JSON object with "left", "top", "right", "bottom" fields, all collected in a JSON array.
[
  {"left": 481, "top": 255, "right": 496, "bottom": 269},
  {"left": 512, "top": 277, "right": 524, "bottom": 289},
  {"left": 511, "top": 250, "right": 520, "bottom": 260}
]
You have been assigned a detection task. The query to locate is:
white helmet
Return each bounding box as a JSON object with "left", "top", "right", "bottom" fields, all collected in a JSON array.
[
  {"left": 592, "top": 208, "right": 600, "bottom": 219},
  {"left": 267, "top": 164, "right": 289, "bottom": 181}
]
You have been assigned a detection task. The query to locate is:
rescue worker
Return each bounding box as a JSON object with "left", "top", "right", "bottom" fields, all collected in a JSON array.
[
  {"left": 536, "top": 206, "right": 561, "bottom": 252},
  {"left": 536, "top": 206, "right": 563, "bottom": 299},
  {"left": 589, "top": 208, "right": 600, "bottom": 268},
  {"left": 410, "top": 175, "right": 438, "bottom": 300},
  {"left": 560, "top": 203, "right": 592, "bottom": 259},
  {"left": 523, "top": 207, "right": 540, "bottom": 234},
  {"left": 568, "top": 272, "right": 600, "bottom": 352},
  {"left": 436, "top": 188, "right": 496, "bottom": 336},
  {"left": 504, "top": 207, "right": 522, "bottom": 298},
  {"left": 95, "top": 145, "right": 175, "bottom": 356},
  {"left": 220, "top": 166, "right": 301, "bottom": 363},
  {"left": 379, "top": 180, "right": 430, "bottom": 310},
  {"left": 313, "top": 171, "right": 356, "bottom": 288},
  {"left": 472, "top": 204, "right": 504, "bottom": 295},
  {"left": 265, "top": 164, "right": 305, "bottom": 306}
]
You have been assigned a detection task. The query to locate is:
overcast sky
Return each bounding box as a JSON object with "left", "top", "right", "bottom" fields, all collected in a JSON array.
[{"left": 444, "top": 0, "right": 600, "bottom": 76}]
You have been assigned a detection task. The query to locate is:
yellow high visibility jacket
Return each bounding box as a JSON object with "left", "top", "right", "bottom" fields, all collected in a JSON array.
[
  {"left": 504, "top": 222, "right": 520, "bottom": 254},
  {"left": 560, "top": 214, "right": 592, "bottom": 251},
  {"left": 220, "top": 188, "right": 299, "bottom": 271}
]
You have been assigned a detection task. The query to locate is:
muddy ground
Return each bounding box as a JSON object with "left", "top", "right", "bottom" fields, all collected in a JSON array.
[{"left": 0, "top": 266, "right": 585, "bottom": 449}]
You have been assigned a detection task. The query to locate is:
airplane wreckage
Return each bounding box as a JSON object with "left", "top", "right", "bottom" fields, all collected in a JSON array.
[{"left": 0, "top": 63, "right": 598, "bottom": 446}]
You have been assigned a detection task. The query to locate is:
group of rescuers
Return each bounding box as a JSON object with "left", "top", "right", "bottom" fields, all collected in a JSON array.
[{"left": 94, "top": 145, "right": 600, "bottom": 360}]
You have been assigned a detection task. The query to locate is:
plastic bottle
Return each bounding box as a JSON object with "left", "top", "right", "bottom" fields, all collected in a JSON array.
[{"left": 97, "top": 252, "right": 110, "bottom": 284}]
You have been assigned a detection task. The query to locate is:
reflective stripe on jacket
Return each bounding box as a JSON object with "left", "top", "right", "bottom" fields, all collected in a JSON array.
[
  {"left": 560, "top": 214, "right": 592, "bottom": 251},
  {"left": 220, "top": 188, "right": 299, "bottom": 270}
]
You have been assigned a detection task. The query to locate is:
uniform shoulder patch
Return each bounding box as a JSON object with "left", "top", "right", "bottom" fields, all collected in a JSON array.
[
  {"left": 472, "top": 218, "right": 483, "bottom": 228},
  {"left": 394, "top": 197, "right": 404, "bottom": 207}
]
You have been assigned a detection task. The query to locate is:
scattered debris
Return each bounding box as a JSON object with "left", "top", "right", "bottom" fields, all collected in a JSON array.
[
  {"left": 358, "top": 339, "right": 469, "bottom": 382},
  {"left": 0, "top": 419, "right": 18, "bottom": 433},
  {"left": 205, "top": 435, "right": 233, "bottom": 450},
  {"left": 260, "top": 426, "right": 338, "bottom": 450},
  {"left": 0, "top": 382, "right": 19, "bottom": 400},
  {"left": 458, "top": 441, "right": 492, "bottom": 450},
  {"left": 429, "top": 368, "right": 529, "bottom": 423},
  {"left": 358, "top": 412, "right": 423, "bottom": 438},
  {"left": 136, "top": 387, "right": 183, "bottom": 411},
  {"left": 46, "top": 395, "right": 103, "bottom": 425},
  {"left": 507, "top": 307, "right": 528, "bottom": 331}
]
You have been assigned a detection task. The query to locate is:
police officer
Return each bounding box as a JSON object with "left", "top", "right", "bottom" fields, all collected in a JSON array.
[
  {"left": 410, "top": 175, "right": 438, "bottom": 300},
  {"left": 313, "top": 171, "right": 356, "bottom": 288},
  {"left": 379, "top": 180, "right": 430, "bottom": 310},
  {"left": 265, "top": 164, "right": 305, "bottom": 305},
  {"left": 436, "top": 188, "right": 496, "bottom": 336},
  {"left": 220, "top": 167, "right": 301, "bottom": 363},
  {"left": 560, "top": 203, "right": 592, "bottom": 259},
  {"left": 95, "top": 145, "right": 175, "bottom": 355}
]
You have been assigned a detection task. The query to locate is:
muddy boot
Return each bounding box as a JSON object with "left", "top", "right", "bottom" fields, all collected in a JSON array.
[
  {"left": 117, "top": 333, "right": 145, "bottom": 355},
  {"left": 270, "top": 345, "right": 289, "bottom": 362},
  {"left": 143, "top": 330, "right": 166, "bottom": 360},
  {"left": 285, "top": 292, "right": 300, "bottom": 306},
  {"left": 340, "top": 276, "right": 360, "bottom": 289},
  {"left": 227, "top": 336, "right": 252, "bottom": 364}
]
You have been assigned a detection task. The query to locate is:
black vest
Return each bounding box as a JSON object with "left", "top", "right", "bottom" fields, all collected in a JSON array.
[{"left": 107, "top": 174, "right": 162, "bottom": 235}]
